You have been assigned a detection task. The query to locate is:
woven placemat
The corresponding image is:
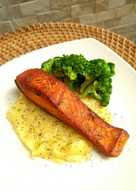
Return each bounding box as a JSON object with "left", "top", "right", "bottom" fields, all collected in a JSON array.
[{"left": 0, "top": 22, "right": 136, "bottom": 69}]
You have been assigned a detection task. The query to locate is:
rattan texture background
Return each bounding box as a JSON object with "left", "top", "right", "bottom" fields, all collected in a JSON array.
[{"left": 0, "top": 22, "right": 136, "bottom": 69}]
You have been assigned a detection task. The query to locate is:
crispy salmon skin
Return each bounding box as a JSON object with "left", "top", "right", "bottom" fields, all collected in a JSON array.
[{"left": 15, "top": 68, "right": 129, "bottom": 157}]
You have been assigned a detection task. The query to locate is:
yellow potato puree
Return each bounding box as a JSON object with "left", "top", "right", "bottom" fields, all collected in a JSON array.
[{"left": 7, "top": 94, "right": 111, "bottom": 163}]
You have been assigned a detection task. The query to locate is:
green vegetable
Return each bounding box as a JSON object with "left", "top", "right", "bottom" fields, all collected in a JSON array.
[{"left": 41, "top": 54, "right": 115, "bottom": 106}]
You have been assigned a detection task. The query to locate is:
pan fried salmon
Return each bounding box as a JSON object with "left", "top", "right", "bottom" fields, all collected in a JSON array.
[{"left": 15, "top": 69, "right": 129, "bottom": 157}]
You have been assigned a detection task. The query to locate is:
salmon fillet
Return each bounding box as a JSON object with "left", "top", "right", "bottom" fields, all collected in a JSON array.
[{"left": 15, "top": 68, "right": 129, "bottom": 157}]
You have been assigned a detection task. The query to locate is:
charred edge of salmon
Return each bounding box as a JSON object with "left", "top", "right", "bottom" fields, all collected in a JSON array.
[
  {"left": 15, "top": 68, "right": 129, "bottom": 157},
  {"left": 108, "top": 129, "right": 129, "bottom": 156}
]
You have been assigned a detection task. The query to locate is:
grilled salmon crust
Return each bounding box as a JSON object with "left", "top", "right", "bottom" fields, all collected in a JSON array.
[{"left": 15, "top": 68, "right": 129, "bottom": 157}]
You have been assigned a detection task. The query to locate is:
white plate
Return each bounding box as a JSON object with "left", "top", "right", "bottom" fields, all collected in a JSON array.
[{"left": 0, "top": 38, "right": 136, "bottom": 191}]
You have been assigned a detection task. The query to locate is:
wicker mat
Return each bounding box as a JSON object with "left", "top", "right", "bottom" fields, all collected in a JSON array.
[{"left": 0, "top": 22, "right": 136, "bottom": 69}]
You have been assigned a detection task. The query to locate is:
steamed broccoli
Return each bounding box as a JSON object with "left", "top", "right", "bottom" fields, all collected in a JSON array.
[
  {"left": 80, "top": 59, "right": 115, "bottom": 106},
  {"left": 42, "top": 54, "right": 87, "bottom": 79},
  {"left": 41, "top": 54, "right": 115, "bottom": 106}
]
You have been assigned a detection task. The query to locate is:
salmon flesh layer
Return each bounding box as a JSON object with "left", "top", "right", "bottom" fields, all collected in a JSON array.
[{"left": 15, "top": 69, "right": 129, "bottom": 157}]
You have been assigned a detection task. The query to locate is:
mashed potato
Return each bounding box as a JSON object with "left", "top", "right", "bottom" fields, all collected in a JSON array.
[{"left": 7, "top": 94, "right": 111, "bottom": 163}]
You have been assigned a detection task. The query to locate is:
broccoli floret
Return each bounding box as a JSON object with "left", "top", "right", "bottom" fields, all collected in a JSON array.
[
  {"left": 84, "top": 59, "right": 115, "bottom": 79},
  {"left": 42, "top": 54, "right": 88, "bottom": 79},
  {"left": 41, "top": 56, "right": 64, "bottom": 77},
  {"left": 41, "top": 54, "right": 115, "bottom": 106},
  {"left": 81, "top": 78, "right": 112, "bottom": 106},
  {"left": 42, "top": 54, "right": 87, "bottom": 90},
  {"left": 80, "top": 59, "right": 115, "bottom": 106}
]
